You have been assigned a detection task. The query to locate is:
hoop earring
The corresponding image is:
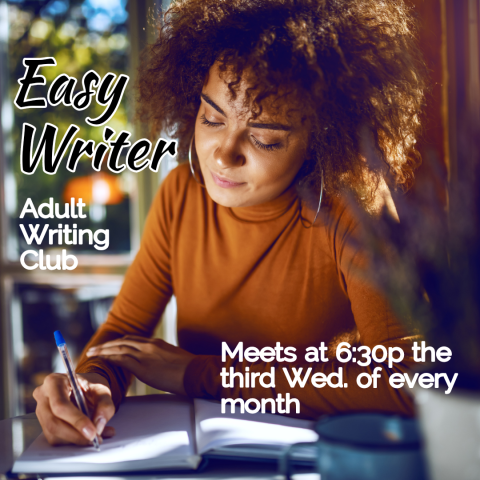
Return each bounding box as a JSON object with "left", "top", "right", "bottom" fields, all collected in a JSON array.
[
  {"left": 189, "top": 135, "right": 205, "bottom": 187},
  {"left": 301, "top": 169, "right": 324, "bottom": 228}
]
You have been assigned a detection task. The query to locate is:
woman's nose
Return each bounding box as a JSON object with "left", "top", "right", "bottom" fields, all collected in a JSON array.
[{"left": 213, "top": 135, "right": 245, "bottom": 168}]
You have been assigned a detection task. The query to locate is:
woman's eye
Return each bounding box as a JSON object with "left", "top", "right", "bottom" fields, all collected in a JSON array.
[
  {"left": 200, "top": 114, "right": 222, "bottom": 127},
  {"left": 251, "top": 135, "right": 282, "bottom": 152}
]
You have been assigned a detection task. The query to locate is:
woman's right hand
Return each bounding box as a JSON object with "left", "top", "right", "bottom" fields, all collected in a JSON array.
[{"left": 33, "top": 372, "right": 116, "bottom": 446}]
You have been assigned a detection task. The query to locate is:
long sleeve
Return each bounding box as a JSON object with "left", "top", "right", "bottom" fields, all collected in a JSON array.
[
  {"left": 76, "top": 171, "right": 176, "bottom": 408},
  {"left": 183, "top": 194, "right": 417, "bottom": 419}
]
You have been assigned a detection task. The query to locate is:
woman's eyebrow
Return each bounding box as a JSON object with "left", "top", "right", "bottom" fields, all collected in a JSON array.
[
  {"left": 248, "top": 122, "right": 292, "bottom": 131},
  {"left": 201, "top": 93, "right": 291, "bottom": 130},
  {"left": 201, "top": 93, "right": 226, "bottom": 116}
]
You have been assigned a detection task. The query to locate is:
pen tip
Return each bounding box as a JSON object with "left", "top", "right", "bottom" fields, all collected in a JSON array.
[{"left": 93, "top": 436, "right": 101, "bottom": 451}]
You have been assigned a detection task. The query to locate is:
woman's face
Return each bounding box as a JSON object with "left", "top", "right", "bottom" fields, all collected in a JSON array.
[{"left": 194, "top": 62, "right": 310, "bottom": 208}]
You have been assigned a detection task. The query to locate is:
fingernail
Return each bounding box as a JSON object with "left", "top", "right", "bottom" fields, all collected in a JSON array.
[
  {"left": 95, "top": 417, "right": 107, "bottom": 435},
  {"left": 82, "top": 426, "right": 96, "bottom": 441}
]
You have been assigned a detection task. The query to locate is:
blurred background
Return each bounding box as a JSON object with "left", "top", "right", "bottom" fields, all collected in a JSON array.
[
  {"left": 0, "top": 0, "right": 477, "bottom": 422},
  {"left": 0, "top": 0, "right": 179, "bottom": 420}
]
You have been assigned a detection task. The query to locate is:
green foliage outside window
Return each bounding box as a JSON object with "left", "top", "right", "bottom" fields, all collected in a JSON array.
[{"left": 7, "top": 0, "right": 132, "bottom": 253}]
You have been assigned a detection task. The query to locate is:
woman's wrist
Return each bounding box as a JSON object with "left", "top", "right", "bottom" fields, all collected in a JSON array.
[{"left": 182, "top": 354, "right": 218, "bottom": 398}]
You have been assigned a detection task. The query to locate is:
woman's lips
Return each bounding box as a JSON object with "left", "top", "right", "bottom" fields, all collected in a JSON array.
[{"left": 210, "top": 171, "right": 246, "bottom": 188}]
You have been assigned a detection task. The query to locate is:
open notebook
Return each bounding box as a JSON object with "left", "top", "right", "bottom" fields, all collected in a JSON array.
[{"left": 12, "top": 395, "right": 318, "bottom": 474}]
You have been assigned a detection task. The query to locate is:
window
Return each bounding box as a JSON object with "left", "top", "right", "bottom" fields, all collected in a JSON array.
[{"left": 0, "top": 0, "right": 176, "bottom": 417}]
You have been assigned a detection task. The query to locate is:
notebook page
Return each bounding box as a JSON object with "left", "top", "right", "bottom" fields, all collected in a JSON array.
[
  {"left": 13, "top": 395, "right": 200, "bottom": 474},
  {"left": 194, "top": 398, "right": 318, "bottom": 455}
]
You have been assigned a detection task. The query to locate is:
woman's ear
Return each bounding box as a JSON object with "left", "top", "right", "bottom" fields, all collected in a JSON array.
[{"left": 372, "top": 176, "right": 400, "bottom": 222}]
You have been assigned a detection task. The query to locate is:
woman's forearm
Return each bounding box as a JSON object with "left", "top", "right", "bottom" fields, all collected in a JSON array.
[{"left": 182, "top": 337, "right": 417, "bottom": 420}]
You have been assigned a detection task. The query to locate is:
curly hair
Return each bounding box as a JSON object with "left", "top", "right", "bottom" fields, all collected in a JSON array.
[{"left": 136, "top": 0, "right": 427, "bottom": 205}]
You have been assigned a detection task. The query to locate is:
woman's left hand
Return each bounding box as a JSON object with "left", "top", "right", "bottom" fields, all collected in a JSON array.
[{"left": 86, "top": 337, "right": 196, "bottom": 396}]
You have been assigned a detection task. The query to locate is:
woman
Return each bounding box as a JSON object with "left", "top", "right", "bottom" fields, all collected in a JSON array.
[{"left": 34, "top": 0, "right": 426, "bottom": 446}]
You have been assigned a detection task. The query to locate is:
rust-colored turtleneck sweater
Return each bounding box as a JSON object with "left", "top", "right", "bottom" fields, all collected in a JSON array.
[{"left": 76, "top": 163, "right": 416, "bottom": 419}]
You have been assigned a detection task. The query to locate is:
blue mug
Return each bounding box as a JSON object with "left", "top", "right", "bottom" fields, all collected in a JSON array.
[{"left": 279, "top": 413, "right": 427, "bottom": 480}]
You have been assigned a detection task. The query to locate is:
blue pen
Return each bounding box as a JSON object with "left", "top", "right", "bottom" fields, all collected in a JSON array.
[{"left": 54, "top": 331, "right": 101, "bottom": 451}]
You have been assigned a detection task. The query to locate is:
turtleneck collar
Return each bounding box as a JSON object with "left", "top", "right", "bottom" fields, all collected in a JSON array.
[{"left": 225, "top": 184, "right": 299, "bottom": 222}]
